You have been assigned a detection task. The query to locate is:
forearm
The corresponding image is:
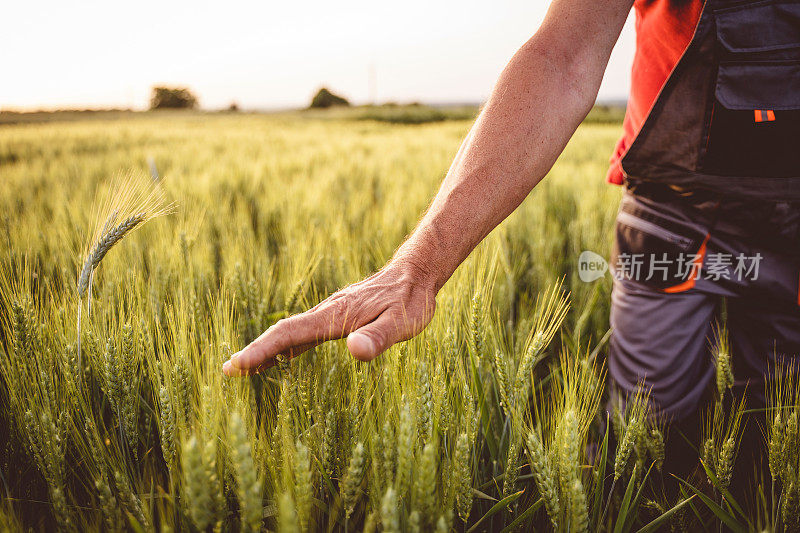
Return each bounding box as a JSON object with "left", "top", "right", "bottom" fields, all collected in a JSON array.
[{"left": 394, "top": 1, "right": 631, "bottom": 291}]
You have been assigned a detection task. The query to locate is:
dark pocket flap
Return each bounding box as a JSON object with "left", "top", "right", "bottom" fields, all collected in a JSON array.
[
  {"left": 716, "top": 1, "right": 800, "bottom": 53},
  {"left": 611, "top": 204, "right": 707, "bottom": 290},
  {"left": 716, "top": 60, "right": 800, "bottom": 110}
]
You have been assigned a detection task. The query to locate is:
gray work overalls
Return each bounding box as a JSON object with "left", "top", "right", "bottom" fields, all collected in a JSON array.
[{"left": 608, "top": 0, "right": 800, "bottom": 421}]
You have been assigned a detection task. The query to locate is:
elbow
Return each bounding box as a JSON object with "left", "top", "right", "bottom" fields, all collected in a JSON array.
[
  {"left": 558, "top": 53, "right": 605, "bottom": 120},
  {"left": 555, "top": 46, "right": 605, "bottom": 120},
  {"left": 520, "top": 34, "right": 607, "bottom": 118}
]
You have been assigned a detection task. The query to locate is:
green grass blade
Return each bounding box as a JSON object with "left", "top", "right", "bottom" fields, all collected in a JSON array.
[
  {"left": 466, "top": 489, "right": 524, "bottom": 533},
  {"left": 472, "top": 488, "right": 498, "bottom": 501},
  {"left": 621, "top": 463, "right": 654, "bottom": 533},
  {"left": 673, "top": 475, "right": 747, "bottom": 533},
  {"left": 699, "top": 460, "right": 750, "bottom": 525},
  {"left": 613, "top": 464, "right": 640, "bottom": 533},
  {"left": 499, "top": 498, "right": 543, "bottom": 533},
  {"left": 635, "top": 495, "right": 696, "bottom": 533},
  {"left": 592, "top": 414, "right": 610, "bottom": 529}
]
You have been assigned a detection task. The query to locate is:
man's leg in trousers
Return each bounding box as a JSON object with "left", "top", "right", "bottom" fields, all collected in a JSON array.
[
  {"left": 727, "top": 292, "right": 800, "bottom": 507},
  {"left": 608, "top": 276, "right": 719, "bottom": 488}
]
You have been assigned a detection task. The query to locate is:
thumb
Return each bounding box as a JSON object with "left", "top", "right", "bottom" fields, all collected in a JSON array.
[{"left": 346, "top": 311, "right": 405, "bottom": 361}]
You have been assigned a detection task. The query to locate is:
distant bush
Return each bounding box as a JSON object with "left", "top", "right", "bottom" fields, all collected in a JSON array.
[
  {"left": 309, "top": 88, "right": 350, "bottom": 109},
  {"left": 150, "top": 87, "right": 198, "bottom": 110},
  {"left": 0, "top": 109, "right": 134, "bottom": 125},
  {"left": 357, "top": 104, "right": 478, "bottom": 125},
  {"left": 228, "top": 102, "right": 240, "bottom": 112},
  {"left": 582, "top": 104, "right": 626, "bottom": 124}
]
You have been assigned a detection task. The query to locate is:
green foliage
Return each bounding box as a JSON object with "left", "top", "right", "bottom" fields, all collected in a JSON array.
[
  {"left": 581, "top": 104, "right": 626, "bottom": 125},
  {"left": 357, "top": 103, "right": 477, "bottom": 124},
  {"left": 309, "top": 87, "right": 350, "bottom": 108},
  {"left": 149, "top": 86, "right": 198, "bottom": 110}
]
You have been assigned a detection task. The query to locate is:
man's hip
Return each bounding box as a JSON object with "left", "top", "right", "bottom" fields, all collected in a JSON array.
[{"left": 607, "top": 188, "right": 800, "bottom": 420}]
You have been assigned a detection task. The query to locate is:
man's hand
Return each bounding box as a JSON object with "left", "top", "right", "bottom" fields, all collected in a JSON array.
[{"left": 222, "top": 260, "right": 437, "bottom": 376}]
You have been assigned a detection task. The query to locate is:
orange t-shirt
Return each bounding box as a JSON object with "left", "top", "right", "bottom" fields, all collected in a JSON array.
[{"left": 607, "top": 0, "right": 705, "bottom": 185}]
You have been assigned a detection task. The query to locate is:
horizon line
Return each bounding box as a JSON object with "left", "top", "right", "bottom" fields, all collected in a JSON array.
[{"left": 0, "top": 97, "right": 629, "bottom": 115}]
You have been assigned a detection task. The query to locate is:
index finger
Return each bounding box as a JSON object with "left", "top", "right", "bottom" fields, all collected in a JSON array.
[
  {"left": 222, "top": 340, "right": 318, "bottom": 376},
  {"left": 225, "top": 298, "right": 354, "bottom": 373}
]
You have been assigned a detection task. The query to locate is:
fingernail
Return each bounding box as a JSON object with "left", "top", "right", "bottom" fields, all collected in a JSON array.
[
  {"left": 222, "top": 360, "right": 232, "bottom": 375},
  {"left": 362, "top": 335, "right": 375, "bottom": 355},
  {"left": 229, "top": 350, "right": 243, "bottom": 367}
]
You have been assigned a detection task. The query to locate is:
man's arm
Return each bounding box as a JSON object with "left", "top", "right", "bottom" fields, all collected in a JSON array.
[{"left": 223, "top": 0, "right": 633, "bottom": 376}]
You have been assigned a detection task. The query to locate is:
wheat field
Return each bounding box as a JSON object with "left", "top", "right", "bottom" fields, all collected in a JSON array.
[{"left": 0, "top": 111, "right": 792, "bottom": 531}]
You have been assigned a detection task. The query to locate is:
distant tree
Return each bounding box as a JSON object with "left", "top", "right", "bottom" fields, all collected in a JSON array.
[
  {"left": 150, "top": 86, "right": 198, "bottom": 110},
  {"left": 309, "top": 88, "right": 350, "bottom": 109},
  {"left": 228, "top": 101, "right": 239, "bottom": 112}
]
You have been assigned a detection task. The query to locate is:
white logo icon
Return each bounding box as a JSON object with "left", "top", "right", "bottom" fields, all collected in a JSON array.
[{"left": 578, "top": 251, "right": 608, "bottom": 282}]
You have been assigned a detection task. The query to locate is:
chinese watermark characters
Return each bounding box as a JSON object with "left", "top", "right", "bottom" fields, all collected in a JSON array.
[{"left": 578, "top": 251, "right": 763, "bottom": 283}]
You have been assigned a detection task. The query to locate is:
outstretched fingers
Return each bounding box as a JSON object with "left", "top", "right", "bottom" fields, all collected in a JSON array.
[
  {"left": 223, "top": 298, "right": 356, "bottom": 376},
  {"left": 223, "top": 341, "right": 318, "bottom": 376}
]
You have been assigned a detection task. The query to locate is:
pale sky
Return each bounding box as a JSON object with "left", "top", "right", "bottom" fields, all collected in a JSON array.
[{"left": 1, "top": 0, "right": 636, "bottom": 111}]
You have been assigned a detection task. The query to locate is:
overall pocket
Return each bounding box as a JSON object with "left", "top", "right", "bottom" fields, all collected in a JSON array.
[
  {"left": 715, "top": 0, "right": 800, "bottom": 55},
  {"left": 610, "top": 199, "right": 709, "bottom": 291},
  {"left": 701, "top": 0, "right": 800, "bottom": 177}
]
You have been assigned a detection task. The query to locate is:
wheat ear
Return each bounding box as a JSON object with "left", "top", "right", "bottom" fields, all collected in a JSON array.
[{"left": 77, "top": 213, "right": 146, "bottom": 298}]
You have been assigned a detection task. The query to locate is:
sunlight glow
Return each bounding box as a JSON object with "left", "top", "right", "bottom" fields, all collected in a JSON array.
[{"left": 1, "top": 0, "right": 634, "bottom": 110}]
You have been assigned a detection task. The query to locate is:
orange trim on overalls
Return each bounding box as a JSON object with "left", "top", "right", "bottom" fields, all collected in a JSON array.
[
  {"left": 755, "top": 109, "right": 776, "bottom": 122},
  {"left": 663, "top": 233, "right": 710, "bottom": 293}
]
